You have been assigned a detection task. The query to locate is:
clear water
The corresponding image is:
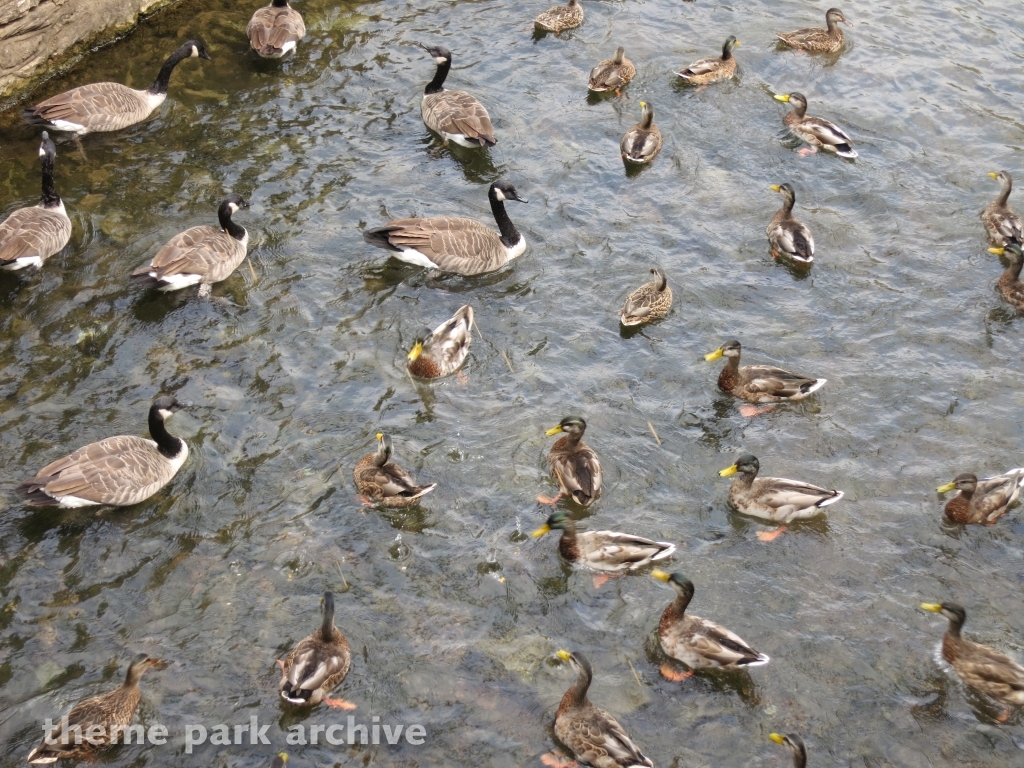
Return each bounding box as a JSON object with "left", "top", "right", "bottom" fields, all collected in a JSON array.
[{"left": 2, "top": 0, "right": 1024, "bottom": 765}]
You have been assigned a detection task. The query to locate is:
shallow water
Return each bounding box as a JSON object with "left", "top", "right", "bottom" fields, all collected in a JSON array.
[{"left": 1, "top": 0, "right": 1024, "bottom": 765}]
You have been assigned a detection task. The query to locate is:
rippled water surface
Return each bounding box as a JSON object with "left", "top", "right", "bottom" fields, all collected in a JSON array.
[{"left": 2, "top": 0, "right": 1024, "bottom": 765}]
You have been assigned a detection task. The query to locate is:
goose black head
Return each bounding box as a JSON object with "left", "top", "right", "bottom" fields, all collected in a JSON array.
[
  {"left": 417, "top": 43, "right": 452, "bottom": 65},
  {"left": 151, "top": 396, "right": 190, "bottom": 422},
  {"left": 490, "top": 179, "right": 528, "bottom": 204}
]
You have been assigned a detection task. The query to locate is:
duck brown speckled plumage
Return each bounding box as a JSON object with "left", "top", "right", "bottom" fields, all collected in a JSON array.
[
  {"left": 27, "top": 654, "right": 163, "bottom": 764},
  {"left": 766, "top": 183, "right": 815, "bottom": 264},
  {"left": 774, "top": 92, "right": 856, "bottom": 159},
  {"left": 551, "top": 650, "right": 654, "bottom": 768},
  {"left": 920, "top": 602, "right": 1024, "bottom": 715},
  {"left": 588, "top": 47, "right": 635, "bottom": 93},
  {"left": 534, "top": 0, "right": 584, "bottom": 33},
  {"left": 354, "top": 433, "right": 437, "bottom": 507},
  {"left": 279, "top": 591, "right": 354, "bottom": 709},
  {"left": 676, "top": 36, "right": 739, "bottom": 85},
  {"left": 407, "top": 305, "right": 474, "bottom": 378},
  {"left": 542, "top": 417, "right": 602, "bottom": 506},
  {"left": 936, "top": 468, "right": 1024, "bottom": 524},
  {"left": 532, "top": 511, "right": 676, "bottom": 573},
  {"left": 620, "top": 267, "right": 671, "bottom": 325},
  {"left": 704, "top": 340, "right": 826, "bottom": 404},
  {"left": 775, "top": 8, "right": 849, "bottom": 53},
  {"left": 988, "top": 243, "right": 1024, "bottom": 311},
  {"left": 982, "top": 171, "right": 1023, "bottom": 247},
  {"left": 620, "top": 102, "right": 662, "bottom": 165}
]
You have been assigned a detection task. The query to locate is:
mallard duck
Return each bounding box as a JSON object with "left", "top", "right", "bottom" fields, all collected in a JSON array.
[
  {"left": 407, "top": 305, "right": 474, "bottom": 378},
  {"left": 766, "top": 184, "right": 815, "bottom": 264},
  {"left": 271, "top": 755, "right": 288, "bottom": 768},
  {"left": 279, "top": 591, "right": 355, "bottom": 709},
  {"left": 362, "top": 179, "right": 528, "bottom": 275},
  {"left": 550, "top": 650, "right": 654, "bottom": 768},
  {"left": 0, "top": 132, "right": 71, "bottom": 271},
  {"left": 620, "top": 102, "right": 662, "bottom": 165},
  {"left": 651, "top": 571, "right": 769, "bottom": 680},
  {"left": 534, "top": 0, "right": 584, "bottom": 33},
  {"left": 774, "top": 93, "right": 856, "bottom": 158},
  {"left": 920, "top": 601, "right": 1024, "bottom": 717},
  {"left": 416, "top": 44, "right": 496, "bottom": 148},
  {"left": 704, "top": 340, "right": 826, "bottom": 404},
  {"left": 540, "top": 417, "right": 602, "bottom": 506},
  {"left": 982, "top": 171, "right": 1023, "bottom": 247},
  {"left": 989, "top": 243, "right": 1024, "bottom": 311},
  {"left": 354, "top": 433, "right": 437, "bottom": 507},
  {"left": 676, "top": 36, "right": 739, "bottom": 85},
  {"left": 247, "top": 0, "right": 305, "bottom": 57},
  {"left": 532, "top": 511, "right": 676, "bottom": 572},
  {"left": 588, "top": 47, "right": 635, "bottom": 94},
  {"left": 769, "top": 734, "right": 807, "bottom": 768},
  {"left": 131, "top": 194, "right": 251, "bottom": 297},
  {"left": 775, "top": 8, "right": 849, "bottom": 53},
  {"left": 17, "top": 396, "right": 190, "bottom": 508},
  {"left": 620, "top": 267, "right": 672, "bottom": 326},
  {"left": 27, "top": 653, "right": 163, "bottom": 763},
  {"left": 22, "top": 41, "right": 210, "bottom": 134},
  {"left": 936, "top": 468, "right": 1024, "bottom": 524},
  {"left": 719, "top": 454, "right": 842, "bottom": 539}
]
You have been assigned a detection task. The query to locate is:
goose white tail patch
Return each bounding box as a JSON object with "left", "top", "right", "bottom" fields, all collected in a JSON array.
[
  {"left": 53, "top": 494, "right": 102, "bottom": 508},
  {"left": 48, "top": 120, "right": 88, "bottom": 134},
  {"left": 442, "top": 132, "right": 478, "bottom": 148},
  {"left": 156, "top": 273, "right": 204, "bottom": 291},
  {"left": 395, "top": 248, "right": 441, "bottom": 269},
  {"left": 280, "top": 41, "right": 297, "bottom": 55},
  {"left": 1, "top": 256, "right": 42, "bottom": 270}
]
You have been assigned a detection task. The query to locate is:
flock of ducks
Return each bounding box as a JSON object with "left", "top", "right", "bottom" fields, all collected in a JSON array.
[{"left": 5, "top": 0, "right": 1024, "bottom": 766}]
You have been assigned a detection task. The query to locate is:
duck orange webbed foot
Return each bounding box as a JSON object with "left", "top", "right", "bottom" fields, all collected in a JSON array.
[
  {"left": 536, "top": 493, "right": 564, "bottom": 505},
  {"left": 797, "top": 147, "right": 818, "bottom": 157},
  {"left": 592, "top": 573, "right": 622, "bottom": 589},
  {"left": 324, "top": 697, "right": 357, "bottom": 710},
  {"left": 276, "top": 659, "right": 285, "bottom": 671},
  {"left": 757, "top": 526, "right": 787, "bottom": 542},
  {"left": 660, "top": 663, "right": 694, "bottom": 681},
  {"left": 739, "top": 404, "right": 776, "bottom": 418},
  {"left": 540, "top": 750, "right": 578, "bottom": 768},
  {"left": 457, "top": 371, "right": 469, "bottom": 386},
  {"left": 358, "top": 495, "right": 376, "bottom": 507}
]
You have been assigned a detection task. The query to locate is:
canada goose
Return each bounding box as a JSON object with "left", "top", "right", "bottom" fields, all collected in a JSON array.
[
  {"left": 16, "top": 396, "right": 190, "bottom": 508},
  {"left": 769, "top": 734, "right": 808, "bottom": 768},
  {"left": 27, "top": 654, "right": 163, "bottom": 764},
  {"left": 776, "top": 8, "right": 849, "bottom": 53},
  {"left": 676, "top": 36, "right": 739, "bottom": 84},
  {"left": 279, "top": 591, "right": 354, "bottom": 708},
  {"left": 407, "top": 305, "right": 474, "bottom": 379},
  {"left": 0, "top": 132, "right": 71, "bottom": 271},
  {"left": 362, "top": 179, "right": 528, "bottom": 275},
  {"left": 620, "top": 101, "right": 662, "bottom": 164},
  {"left": 131, "top": 194, "right": 250, "bottom": 297},
  {"left": 247, "top": 0, "right": 306, "bottom": 58},
  {"left": 982, "top": 171, "right": 1023, "bottom": 246},
  {"left": 620, "top": 267, "right": 672, "bottom": 326},
  {"left": 534, "top": 0, "right": 584, "bottom": 33},
  {"left": 766, "top": 183, "right": 815, "bottom": 264},
  {"left": 774, "top": 92, "right": 857, "bottom": 158},
  {"left": 22, "top": 40, "right": 211, "bottom": 135},
  {"left": 416, "top": 43, "right": 496, "bottom": 147},
  {"left": 354, "top": 433, "right": 437, "bottom": 507},
  {"left": 588, "top": 46, "right": 635, "bottom": 93}
]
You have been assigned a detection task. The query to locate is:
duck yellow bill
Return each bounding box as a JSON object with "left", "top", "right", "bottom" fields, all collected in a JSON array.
[
  {"left": 278, "top": 755, "right": 289, "bottom": 765},
  {"left": 989, "top": 172, "right": 1000, "bottom": 179},
  {"left": 375, "top": 432, "right": 384, "bottom": 440},
  {"left": 769, "top": 733, "right": 785, "bottom": 744},
  {"left": 704, "top": 348, "right": 724, "bottom": 361},
  {"left": 936, "top": 481, "right": 957, "bottom": 493},
  {"left": 719, "top": 464, "right": 739, "bottom": 477},
  {"left": 651, "top": 569, "right": 671, "bottom": 583},
  {"left": 545, "top": 425, "right": 564, "bottom": 436},
  {"left": 531, "top": 524, "right": 551, "bottom": 538},
  {"left": 989, "top": 247, "right": 1005, "bottom": 255},
  {"left": 769, "top": 185, "right": 782, "bottom": 192},
  {"left": 407, "top": 341, "right": 423, "bottom": 361},
  {"left": 556, "top": 649, "right": 572, "bottom": 662},
  {"left": 920, "top": 603, "right": 942, "bottom": 612},
  {"left": 774, "top": 93, "right": 791, "bottom": 102}
]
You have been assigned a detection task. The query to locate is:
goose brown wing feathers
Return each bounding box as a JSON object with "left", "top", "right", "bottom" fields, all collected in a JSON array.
[
  {"left": 27, "top": 84, "right": 156, "bottom": 132},
  {"left": 422, "top": 91, "right": 496, "bottom": 146},
  {"left": 247, "top": 5, "right": 306, "bottom": 56},
  {"left": 134, "top": 226, "right": 247, "bottom": 283},
  {"left": 0, "top": 208, "right": 71, "bottom": 265},
  {"left": 370, "top": 216, "right": 508, "bottom": 275}
]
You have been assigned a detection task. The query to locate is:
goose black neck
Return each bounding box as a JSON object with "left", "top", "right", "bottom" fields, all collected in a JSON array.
[
  {"left": 149, "top": 46, "right": 193, "bottom": 95},
  {"left": 149, "top": 408, "right": 184, "bottom": 459},
  {"left": 490, "top": 190, "right": 521, "bottom": 248},
  {"left": 40, "top": 154, "right": 61, "bottom": 208},
  {"left": 218, "top": 205, "right": 247, "bottom": 241},
  {"left": 272, "top": 0, "right": 289, "bottom": 5},
  {"left": 425, "top": 58, "right": 451, "bottom": 95}
]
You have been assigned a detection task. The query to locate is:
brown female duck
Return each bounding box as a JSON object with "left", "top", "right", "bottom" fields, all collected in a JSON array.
[
  {"left": 766, "top": 183, "right": 815, "bottom": 264},
  {"left": 354, "top": 433, "right": 437, "bottom": 507},
  {"left": 989, "top": 243, "right": 1024, "bottom": 310},
  {"left": 588, "top": 47, "right": 635, "bottom": 94},
  {"left": 676, "top": 36, "right": 739, "bottom": 85},
  {"left": 776, "top": 8, "right": 849, "bottom": 53},
  {"left": 936, "top": 468, "right": 1024, "bottom": 524},
  {"left": 620, "top": 267, "right": 671, "bottom": 325},
  {"left": 279, "top": 591, "right": 355, "bottom": 709},
  {"left": 534, "top": 0, "right": 584, "bottom": 33},
  {"left": 982, "top": 171, "right": 1023, "bottom": 246},
  {"left": 620, "top": 102, "right": 662, "bottom": 165}
]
